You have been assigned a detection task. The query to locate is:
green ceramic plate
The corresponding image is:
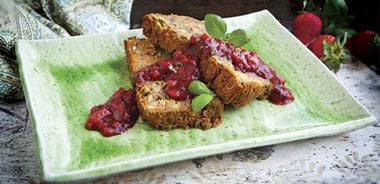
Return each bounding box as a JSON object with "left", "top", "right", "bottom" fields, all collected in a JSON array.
[{"left": 16, "top": 10, "right": 376, "bottom": 182}]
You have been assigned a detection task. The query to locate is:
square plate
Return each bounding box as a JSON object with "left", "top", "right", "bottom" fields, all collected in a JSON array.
[{"left": 16, "top": 10, "right": 376, "bottom": 182}]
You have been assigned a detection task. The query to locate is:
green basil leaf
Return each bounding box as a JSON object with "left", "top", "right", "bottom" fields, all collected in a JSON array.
[
  {"left": 191, "top": 94, "right": 214, "bottom": 113},
  {"left": 204, "top": 14, "right": 227, "bottom": 39},
  {"left": 188, "top": 80, "right": 214, "bottom": 96},
  {"left": 229, "top": 29, "right": 251, "bottom": 47}
]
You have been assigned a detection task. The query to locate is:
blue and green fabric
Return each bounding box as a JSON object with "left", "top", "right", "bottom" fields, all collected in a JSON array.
[{"left": 0, "top": 0, "right": 133, "bottom": 101}]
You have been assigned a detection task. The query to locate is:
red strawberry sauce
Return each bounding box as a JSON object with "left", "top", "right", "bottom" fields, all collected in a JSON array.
[
  {"left": 86, "top": 33, "right": 294, "bottom": 137},
  {"left": 191, "top": 34, "right": 294, "bottom": 105},
  {"left": 135, "top": 49, "right": 200, "bottom": 101},
  {"left": 85, "top": 88, "right": 140, "bottom": 137},
  {"left": 86, "top": 43, "right": 200, "bottom": 137}
]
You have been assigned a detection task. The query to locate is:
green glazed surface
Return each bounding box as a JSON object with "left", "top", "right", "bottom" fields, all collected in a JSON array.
[{"left": 16, "top": 10, "right": 376, "bottom": 182}]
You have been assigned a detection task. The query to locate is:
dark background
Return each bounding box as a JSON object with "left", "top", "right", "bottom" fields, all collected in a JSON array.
[
  {"left": 130, "top": 0, "right": 380, "bottom": 33},
  {"left": 346, "top": 0, "right": 380, "bottom": 32},
  {"left": 130, "top": 0, "right": 293, "bottom": 28}
]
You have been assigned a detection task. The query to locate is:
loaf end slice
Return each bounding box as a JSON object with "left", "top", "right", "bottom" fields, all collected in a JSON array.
[{"left": 142, "top": 13, "right": 206, "bottom": 53}]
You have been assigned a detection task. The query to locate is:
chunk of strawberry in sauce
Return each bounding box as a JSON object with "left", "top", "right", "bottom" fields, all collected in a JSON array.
[{"left": 135, "top": 50, "right": 200, "bottom": 101}]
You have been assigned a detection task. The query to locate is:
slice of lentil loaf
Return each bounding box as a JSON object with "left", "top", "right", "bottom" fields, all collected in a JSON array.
[
  {"left": 142, "top": 13, "right": 206, "bottom": 53},
  {"left": 125, "top": 37, "right": 224, "bottom": 130},
  {"left": 135, "top": 81, "right": 224, "bottom": 130},
  {"left": 142, "top": 13, "right": 273, "bottom": 107},
  {"left": 124, "top": 37, "right": 171, "bottom": 77},
  {"left": 200, "top": 55, "right": 273, "bottom": 107}
]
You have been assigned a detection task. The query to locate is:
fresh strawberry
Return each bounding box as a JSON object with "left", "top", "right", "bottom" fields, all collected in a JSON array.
[
  {"left": 292, "top": 12, "right": 323, "bottom": 45},
  {"left": 308, "top": 34, "right": 351, "bottom": 72},
  {"left": 308, "top": 35, "right": 335, "bottom": 58},
  {"left": 346, "top": 31, "right": 379, "bottom": 64}
]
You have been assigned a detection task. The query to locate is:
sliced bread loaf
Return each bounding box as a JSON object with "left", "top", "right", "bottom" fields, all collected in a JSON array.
[{"left": 142, "top": 13, "right": 273, "bottom": 107}]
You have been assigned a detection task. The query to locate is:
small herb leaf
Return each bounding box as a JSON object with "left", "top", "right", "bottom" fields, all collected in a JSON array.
[
  {"left": 158, "top": 18, "right": 166, "bottom": 26},
  {"left": 205, "top": 14, "right": 227, "bottom": 39},
  {"left": 229, "top": 29, "right": 251, "bottom": 47},
  {"left": 191, "top": 94, "right": 214, "bottom": 113},
  {"left": 188, "top": 80, "right": 214, "bottom": 96}
]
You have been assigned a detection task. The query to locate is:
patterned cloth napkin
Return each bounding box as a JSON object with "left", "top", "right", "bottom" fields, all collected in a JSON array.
[{"left": 0, "top": 0, "right": 133, "bottom": 101}]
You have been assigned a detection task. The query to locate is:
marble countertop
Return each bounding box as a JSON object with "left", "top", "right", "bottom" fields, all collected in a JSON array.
[{"left": 0, "top": 62, "right": 379, "bottom": 183}]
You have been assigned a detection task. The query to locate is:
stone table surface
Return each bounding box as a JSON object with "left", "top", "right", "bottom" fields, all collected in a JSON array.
[{"left": 0, "top": 62, "right": 379, "bottom": 183}]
